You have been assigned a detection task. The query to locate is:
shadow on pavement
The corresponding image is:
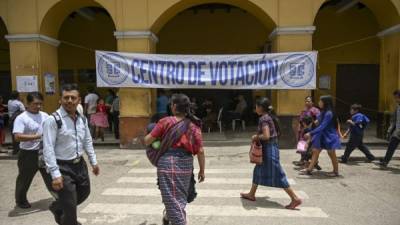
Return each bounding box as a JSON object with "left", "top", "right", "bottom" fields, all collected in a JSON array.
[
  {"left": 295, "top": 171, "right": 344, "bottom": 180},
  {"left": 372, "top": 164, "right": 400, "bottom": 174},
  {"left": 8, "top": 198, "right": 53, "bottom": 217},
  {"left": 240, "top": 197, "right": 284, "bottom": 210}
]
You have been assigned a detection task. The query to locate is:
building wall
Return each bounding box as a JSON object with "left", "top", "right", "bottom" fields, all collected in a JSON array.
[
  {"left": 1, "top": 0, "right": 399, "bottom": 145},
  {"left": 157, "top": 7, "right": 271, "bottom": 54},
  {"left": 313, "top": 5, "right": 380, "bottom": 100}
]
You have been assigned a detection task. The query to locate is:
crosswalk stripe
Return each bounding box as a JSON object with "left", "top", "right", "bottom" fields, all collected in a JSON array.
[
  {"left": 129, "top": 168, "right": 253, "bottom": 174},
  {"left": 117, "top": 177, "right": 296, "bottom": 185},
  {"left": 82, "top": 203, "right": 328, "bottom": 218},
  {"left": 102, "top": 188, "right": 309, "bottom": 199}
]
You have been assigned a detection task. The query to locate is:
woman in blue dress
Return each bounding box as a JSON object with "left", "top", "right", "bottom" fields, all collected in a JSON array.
[
  {"left": 301, "top": 95, "right": 340, "bottom": 177},
  {"left": 240, "top": 97, "right": 302, "bottom": 210}
]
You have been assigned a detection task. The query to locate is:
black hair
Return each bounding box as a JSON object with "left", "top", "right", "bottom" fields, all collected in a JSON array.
[
  {"left": 62, "top": 84, "right": 80, "bottom": 95},
  {"left": 108, "top": 89, "right": 116, "bottom": 97},
  {"left": 10, "top": 91, "right": 19, "bottom": 100},
  {"left": 96, "top": 98, "right": 104, "bottom": 104},
  {"left": 351, "top": 103, "right": 362, "bottom": 112},
  {"left": 320, "top": 95, "right": 339, "bottom": 129},
  {"left": 301, "top": 115, "right": 313, "bottom": 126},
  {"left": 171, "top": 93, "right": 201, "bottom": 127},
  {"left": 393, "top": 90, "right": 400, "bottom": 97},
  {"left": 255, "top": 97, "right": 281, "bottom": 137},
  {"left": 26, "top": 92, "right": 43, "bottom": 103}
]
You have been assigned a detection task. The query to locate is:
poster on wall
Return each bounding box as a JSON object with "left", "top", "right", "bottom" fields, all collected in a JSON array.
[
  {"left": 16, "top": 75, "right": 38, "bottom": 92},
  {"left": 319, "top": 75, "right": 331, "bottom": 90},
  {"left": 44, "top": 73, "right": 56, "bottom": 95}
]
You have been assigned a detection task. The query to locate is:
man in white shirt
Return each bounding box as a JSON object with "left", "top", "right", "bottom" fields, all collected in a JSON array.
[
  {"left": 13, "top": 92, "right": 52, "bottom": 209},
  {"left": 8, "top": 91, "right": 25, "bottom": 155},
  {"left": 43, "top": 84, "right": 99, "bottom": 225}
]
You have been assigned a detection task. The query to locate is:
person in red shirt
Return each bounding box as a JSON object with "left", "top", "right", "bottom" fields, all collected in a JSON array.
[
  {"left": 89, "top": 98, "right": 108, "bottom": 141},
  {"left": 144, "top": 93, "right": 205, "bottom": 225}
]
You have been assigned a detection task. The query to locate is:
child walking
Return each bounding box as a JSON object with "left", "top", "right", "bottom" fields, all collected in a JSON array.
[
  {"left": 340, "top": 104, "right": 375, "bottom": 163},
  {"left": 90, "top": 98, "right": 109, "bottom": 141}
]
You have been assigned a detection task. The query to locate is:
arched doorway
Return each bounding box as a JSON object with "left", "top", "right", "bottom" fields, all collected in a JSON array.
[
  {"left": 314, "top": 0, "right": 382, "bottom": 121},
  {"left": 0, "top": 17, "right": 11, "bottom": 100},
  {"left": 154, "top": 2, "right": 276, "bottom": 126},
  {"left": 57, "top": 6, "right": 117, "bottom": 97}
]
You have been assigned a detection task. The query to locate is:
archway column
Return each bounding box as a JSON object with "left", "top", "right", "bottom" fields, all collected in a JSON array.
[
  {"left": 114, "top": 30, "right": 158, "bottom": 148},
  {"left": 270, "top": 26, "right": 315, "bottom": 147},
  {"left": 5, "top": 34, "right": 60, "bottom": 113},
  {"left": 377, "top": 24, "right": 400, "bottom": 112},
  {"left": 270, "top": 26, "right": 315, "bottom": 115}
]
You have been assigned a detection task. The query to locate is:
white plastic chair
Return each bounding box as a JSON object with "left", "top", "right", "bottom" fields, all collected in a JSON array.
[{"left": 216, "top": 107, "right": 223, "bottom": 133}]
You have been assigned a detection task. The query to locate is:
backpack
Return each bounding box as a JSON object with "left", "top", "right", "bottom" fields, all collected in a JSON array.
[
  {"left": 51, "top": 111, "right": 87, "bottom": 129},
  {"left": 38, "top": 111, "right": 87, "bottom": 168}
]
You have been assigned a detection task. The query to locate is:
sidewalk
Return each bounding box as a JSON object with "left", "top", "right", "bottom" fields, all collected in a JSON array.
[{"left": 1, "top": 123, "right": 388, "bottom": 149}]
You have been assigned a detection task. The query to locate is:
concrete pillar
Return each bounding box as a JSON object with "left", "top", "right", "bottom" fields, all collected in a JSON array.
[
  {"left": 269, "top": 26, "right": 315, "bottom": 147},
  {"left": 114, "top": 31, "right": 158, "bottom": 148},
  {"left": 6, "top": 34, "right": 60, "bottom": 113}
]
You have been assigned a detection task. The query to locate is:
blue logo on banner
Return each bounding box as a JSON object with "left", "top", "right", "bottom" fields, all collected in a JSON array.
[
  {"left": 279, "top": 54, "right": 314, "bottom": 87},
  {"left": 98, "top": 53, "right": 129, "bottom": 85}
]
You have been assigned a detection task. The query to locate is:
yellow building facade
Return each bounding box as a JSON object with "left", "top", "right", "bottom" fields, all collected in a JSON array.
[{"left": 0, "top": 0, "right": 399, "bottom": 147}]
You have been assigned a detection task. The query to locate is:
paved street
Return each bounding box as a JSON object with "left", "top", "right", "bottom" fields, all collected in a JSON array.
[{"left": 0, "top": 146, "right": 399, "bottom": 225}]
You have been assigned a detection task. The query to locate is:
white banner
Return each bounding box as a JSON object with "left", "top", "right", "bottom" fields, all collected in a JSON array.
[{"left": 96, "top": 51, "right": 317, "bottom": 89}]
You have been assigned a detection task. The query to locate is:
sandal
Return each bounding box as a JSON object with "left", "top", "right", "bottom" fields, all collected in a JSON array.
[
  {"left": 240, "top": 193, "right": 256, "bottom": 201},
  {"left": 326, "top": 171, "right": 339, "bottom": 177},
  {"left": 299, "top": 169, "right": 312, "bottom": 175},
  {"left": 285, "top": 199, "right": 302, "bottom": 210}
]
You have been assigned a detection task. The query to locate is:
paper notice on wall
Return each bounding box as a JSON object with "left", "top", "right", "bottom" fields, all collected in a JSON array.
[
  {"left": 44, "top": 73, "right": 56, "bottom": 95},
  {"left": 16, "top": 75, "right": 38, "bottom": 92}
]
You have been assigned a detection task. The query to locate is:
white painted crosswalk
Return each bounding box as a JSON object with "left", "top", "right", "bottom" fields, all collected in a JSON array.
[
  {"left": 117, "top": 177, "right": 297, "bottom": 185},
  {"left": 102, "top": 188, "right": 310, "bottom": 199},
  {"left": 82, "top": 203, "right": 328, "bottom": 218},
  {"left": 81, "top": 166, "right": 329, "bottom": 223}
]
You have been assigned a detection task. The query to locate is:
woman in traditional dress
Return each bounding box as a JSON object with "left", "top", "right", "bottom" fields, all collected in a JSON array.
[
  {"left": 240, "top": 97, "right": 302, "bottom": 210},
  {"left": 144, "top": 93, "right": 206, "bottom": 225}
]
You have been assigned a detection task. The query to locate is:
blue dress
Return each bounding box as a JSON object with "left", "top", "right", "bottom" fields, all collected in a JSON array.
[
  {"left": 309, "top": 110, "right": 341, "bottom": 150},
  {"left": 252, "top": 114, "right": 290, "bottom": 188}
]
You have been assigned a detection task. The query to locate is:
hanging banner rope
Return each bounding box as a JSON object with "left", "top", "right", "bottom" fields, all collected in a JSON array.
[{"left": 96, "top": 51, "right": 317, "bottom": 89}]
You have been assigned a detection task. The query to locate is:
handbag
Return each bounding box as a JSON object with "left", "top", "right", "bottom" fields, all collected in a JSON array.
[
  {"left": 296, "top": 140, "right": 308, "bottom": 154},
  {"left": 249, "top": 140, "right": 263, "bottom": 165}
]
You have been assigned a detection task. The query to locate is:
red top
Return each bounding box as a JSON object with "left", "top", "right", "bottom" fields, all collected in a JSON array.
[
  {"left": 150, "top": 116, "right": 203, "bottom": 155},
  {"left": 97, "top": 104, "right": 107, "bottom": 113}
]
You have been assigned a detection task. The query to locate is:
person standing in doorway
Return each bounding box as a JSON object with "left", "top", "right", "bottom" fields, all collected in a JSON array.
[
  {"left": 380, "top": 90, "right": 400, "bottom": 168},
  {"left": 90, "top": 98, "right": 109, "bottom": 141},
  {"left": 13, "top": 92, "right": 52, "bottom": 209},
  {"left": 241, "top": 97, "right": 302, "bottom": 210},
  {"left": 157, "top": 89, "right": 169, "bottom": 117},
  {"left": 8, "top": 91, "right": 25, "bottom": 155},
  {"left": 84, "top": 87, "right": 99, "bottom": 136},
  {"left": 43, "top": 84, "right": 99, "bottom": 225},
  {"left": 105, "top": 89, "right": 116, "bottom": 132},
  {"left": 0, "top": 95, "right": 7, "bottom": 153},
  {"left": 111, "top": 93, "right": 120, "bottom": 139},
  {"left": 301, "top": 95, "right": 341, "bottom": 177},
  {"left": 340, "top": 104, "right": 375, "bottom": 163}
]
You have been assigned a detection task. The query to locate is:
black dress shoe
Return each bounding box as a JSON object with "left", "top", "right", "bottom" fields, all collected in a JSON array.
[
  {"left": 49, "top": 202, "right": 62, "bottom": 224},
  {"left": 17, "top": 202, "right": 31, "bottom": 209},
  {"left": 379, "top": 161, "right": 388, "bottom": 168}
]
